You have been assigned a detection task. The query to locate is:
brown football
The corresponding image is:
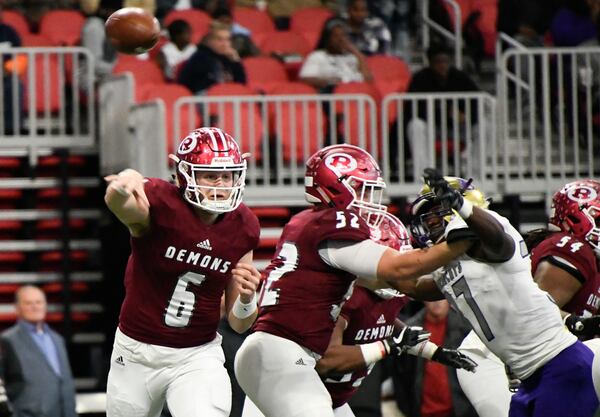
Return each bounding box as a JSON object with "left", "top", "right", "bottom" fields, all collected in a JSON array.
[{"left": 105, "top": 7, "right": 160, "bottom": 55}]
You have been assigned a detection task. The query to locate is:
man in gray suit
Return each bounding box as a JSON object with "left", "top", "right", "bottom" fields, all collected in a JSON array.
[{"left": 0, "top": 285, "right": 77, "bottom": 417}]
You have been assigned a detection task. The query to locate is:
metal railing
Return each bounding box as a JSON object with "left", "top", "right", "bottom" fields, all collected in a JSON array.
[
  {"left": 0, "top": 47, "right": 95, "bottom": 161},
  {"left": 497, "top": 42, "right": 600, "bottom": 193},
  {"left": 381, "top": 92, "right": 498, "bottom": 195},
  {"left": 421, "top": 0, "right": 463, "bottom": 68},
  {"left": 173, "top": 94, "right": 378, "bottom": 204}
]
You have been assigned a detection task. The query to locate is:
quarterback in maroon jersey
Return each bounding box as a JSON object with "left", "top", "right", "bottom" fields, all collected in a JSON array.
[
  {"left": 104, "top": 128, "right": 261, "bottom": 417},
  {"left": 318, "top": 213, "right": 477, "bottom": 417},
  {"left": 234, "top": 144, "right": 473, "bottom": 417}
]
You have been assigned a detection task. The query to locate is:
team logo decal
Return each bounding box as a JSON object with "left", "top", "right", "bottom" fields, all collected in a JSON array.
[
  {"left": 178, "top": 136, "right": 197, "bottom": 155},
  {"left": 324, "top": 153, "right": 357, "bottom": 174},
  {"left": 566, "top": 185, "right": 597, "bottom": 204}
]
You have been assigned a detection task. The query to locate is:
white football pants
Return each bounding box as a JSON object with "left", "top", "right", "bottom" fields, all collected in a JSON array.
[
  {"left": 456, "top": 331, "right": 512, "bottom": 417},
  {"left": 235, "top": 331, "right": 335, "bottom": 417},
  {"left": 106, "top": 328, "right": 231, "bottom": 417}
]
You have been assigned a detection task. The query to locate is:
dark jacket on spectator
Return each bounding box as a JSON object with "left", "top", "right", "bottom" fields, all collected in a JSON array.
[{"left": 177, "top": 44, "right": 246, "bottom": 94}]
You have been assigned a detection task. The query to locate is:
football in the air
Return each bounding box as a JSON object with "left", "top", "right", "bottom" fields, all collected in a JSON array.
[{"left": 105, "top": 7, "right": 160, "bottom": 55}]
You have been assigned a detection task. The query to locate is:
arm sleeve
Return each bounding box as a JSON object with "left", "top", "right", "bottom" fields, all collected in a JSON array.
[{"left": 318, "top": 239, "right": 388, "bottom": 280}]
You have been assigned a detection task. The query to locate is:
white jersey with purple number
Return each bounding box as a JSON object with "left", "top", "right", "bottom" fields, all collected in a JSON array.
[{"left": 433, "top": 211, "right": 577, "bottom": 380}]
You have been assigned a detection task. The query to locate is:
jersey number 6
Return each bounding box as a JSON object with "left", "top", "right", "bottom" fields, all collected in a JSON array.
[{"left": 164, "top": 272, "right": 206, "bottom": 328}]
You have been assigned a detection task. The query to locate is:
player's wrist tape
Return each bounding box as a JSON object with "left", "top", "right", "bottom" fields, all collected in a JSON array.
[
  {"left": 406, "top": 341, "right": 438, "bottom": 360},
  {"left": 457, "top": 198, "right": 474, "bottom": 219},
  {"left": 360, "top": 341, "right": 388, "bottom": 365},
  {"left": 232, "top": 294, "right": 257, "bottom": 319}
]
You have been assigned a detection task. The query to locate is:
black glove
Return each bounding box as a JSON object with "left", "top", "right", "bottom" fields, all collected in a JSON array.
[
  {"left": 564, "top": 314, "right": 600, "bottom": 340},
  {"left": 432, "top": 348, "right": 478, "bottom": 372},
  {"left": 0, "top": 378, "right": 12, "bottom": 417},
  {"left": 422, "top": 168, "right": 464, "bottom": 211},
  {"left": 384, "top": 326, "right": 431, "bottom": 356}
]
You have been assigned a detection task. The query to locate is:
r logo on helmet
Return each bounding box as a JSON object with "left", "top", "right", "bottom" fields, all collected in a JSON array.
[
  {"left": 178, "top": 136, "right": 197, "bottom": 154},
  {"left": 324, "top": 153, "right": 357, "bottom": 174},
  {"left": 566, "top": 185, "right": 597, "bottom": 204}
]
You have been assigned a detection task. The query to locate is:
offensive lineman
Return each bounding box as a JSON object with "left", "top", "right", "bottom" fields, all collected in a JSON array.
[{"left": 234, "top": 145, "right": 473, "bottom": 417}]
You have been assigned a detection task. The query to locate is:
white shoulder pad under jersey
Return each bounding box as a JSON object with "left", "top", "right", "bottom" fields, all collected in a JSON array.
[{"left": 433, "top": 210, "right": 577, "bottom": 380}]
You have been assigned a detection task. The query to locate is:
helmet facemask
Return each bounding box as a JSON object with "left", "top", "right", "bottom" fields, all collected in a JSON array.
[
  {"left": 176, "top": 158, "right": 246, "bottom": 213},
  {"left": 410, "top": 194, "right": 453, "bottom": 248},
  {"left": 347, "top": 175, "right": 387, "bottom": 228},
  {"left": 567, "top": 204, "right": 600, "bottom": 258}
]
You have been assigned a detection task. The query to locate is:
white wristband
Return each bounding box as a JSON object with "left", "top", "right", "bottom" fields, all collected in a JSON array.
[
  {"left": 231, "top": 294, "right": 257, "bottom": 319},
  {"left": 359, "top": 341, "right": 388, "bottom": 365},
  {"left": 457, "top": 198, "right": 474, "bottom": 219},
  {"left": 406, "top": 341, "right": 438, "bottom": 360}
]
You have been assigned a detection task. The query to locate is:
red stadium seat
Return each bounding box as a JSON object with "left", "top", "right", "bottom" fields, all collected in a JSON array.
[
  {"left": 39, "top": 10, "right": 85, "bottom": 46},
  {"left": 367, "top": 55, "right": 412, "bottom": 97},
  {"left": 205, "top": 83, "right": 263, "bottom": 162},
  {"left": 2, "top": 10, "right": 30, "bottom": 39},
  {"left": 137, "top": 83, "right": 198, "bottom": 154},
  {"left": 0, "top": 220, "right": 22, "bottom": 240},
  {"left": 21, "top": 33, "right": 57, "bottom": 47},
  {"left": 290, "top": 7, "right": 334, "bottom": 49},
  {"left": 243, "top": 56, "right": 288, "bottom": 94},
  {"left": 258, "top": 31, "right": 312, "bottom": 58},
  {"left": 164, "top": 9, "right": 212, "bottom": 44},
  {"left": 113, "top": 55, "right": 165, "bottom": 89},
  {"left": 233, "top": 7, "right": 275, "bottom": 42},
  {"left": 268, "top": 82, "right": 324, "bottom": 163},
  {"left": 333, "top": 82, "right": 381, "bottom": 154}
]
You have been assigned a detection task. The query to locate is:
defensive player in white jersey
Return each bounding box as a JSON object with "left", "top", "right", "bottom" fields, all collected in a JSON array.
[
  {"left": 403, "top": 169, "right": 598, "bottom": 417},
  {"left": 453, "top": 179, "right": 600, "bottom": 417}
]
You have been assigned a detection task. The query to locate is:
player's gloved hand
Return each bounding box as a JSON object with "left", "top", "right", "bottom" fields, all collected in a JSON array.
[
  {"left": 0, "top": 378, "right": 13, "bottom": 417},
  {"left": 564, "top": 314, "right": 600, "bottom": 340},
  {"left": 422, "top": 168, "right": 464, "bottom": 211},
  {"left": 432, "top": 348, "right": 478, "bottom": 372},
  {"left": 383, "top": 326, "right": 431, "bottom": 355}
]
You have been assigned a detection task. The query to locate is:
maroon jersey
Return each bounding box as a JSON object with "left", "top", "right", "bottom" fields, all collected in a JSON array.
[
  {"left": 324, "top": 286, "right": 409, "bottom": 408},
  {"left": 254, "top": 207, "right": 371, "bottom": 355},
  {"left": 119, "top": 178, "right": 260, "bottom": 348},
  {"left": 530, "top": 232, "right": 600, "bottom": 315}
]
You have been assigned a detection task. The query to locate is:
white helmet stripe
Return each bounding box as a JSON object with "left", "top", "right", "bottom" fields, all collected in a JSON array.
[
  {"left": 215, "top": 128, "right": 229, "bottom": 156},
  {"left": 205, "top": 128, "right": 219, "bottom": 150}
]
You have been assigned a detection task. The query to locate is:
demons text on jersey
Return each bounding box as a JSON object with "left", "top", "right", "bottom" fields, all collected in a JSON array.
[
  {"left": 164, "top": 245, "right": 231, "bottom": 273},
  {"left": 354, "top": 324, "right": 394, "bottom": 342}
]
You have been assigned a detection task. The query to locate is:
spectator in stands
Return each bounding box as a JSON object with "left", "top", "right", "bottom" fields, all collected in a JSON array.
[
  {"left": 123, "top": 0, "right": 156, "bottom": 15},
  {"left": 299, "top": 18, "right": 373, "bottom": 93},
  {"left": 0, "top": 8, "right": 24, "bottom": 135},
  {"left": 497, "top": 0, "right": 558, "bottom": 40},
  {"left": 177, "top": 21, "right": 246, "bottom": 94},
  {"left": 403, "top": 44, "right": 479, "bottom": 179},
  {"left": 391, "top": 300, "right": 477, "bottom": 417},
  {"left": 550, "top": 0, "right": 600, "bottom": 47},
  {"left": 80, "top": 0, "right": 118, "bottom": 82},
  {"left": 0, "top": 286, "right": 77, "bottom": 417},
  {"left": 344, "top": 0, "right": 392, "bottom": 55},
  {"left": 156, "top": 19, "right": 197, "bottom": 81},
  {"left": 212, "top": 7, "right": 260, "bottom": 58},
  {"left": 156, "top": 0, "right": 227, "bottom": 20}
]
